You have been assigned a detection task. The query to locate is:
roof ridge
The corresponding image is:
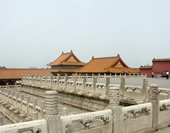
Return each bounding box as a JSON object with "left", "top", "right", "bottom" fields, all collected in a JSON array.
[{"left": 92, "top": 56, "right": 119, "bottom": 60}]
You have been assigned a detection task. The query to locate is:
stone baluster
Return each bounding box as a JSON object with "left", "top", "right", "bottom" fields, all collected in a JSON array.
[
  {"left": 33, "top": 98, "right": 37, "bottom": 111},
  {"left": 6, "top": 83, "right": 9, "bottom": 89},
  {"left": 93, "top": 76, "right": 97, "bottom": 92},
  {"left": 15, "top": 82, "right": 17, "bottom": 90},
  {"left": 73, "top": 76, "right": 77, "bottom": 92},
  {"left": 26, "top": 96, "right": 30, "bottom": 113},
  {"left": 15, "top": 92, "right": 19, "bottom": 108},
  {"left": 57, "top": 74, "right": 60, "bottom": 90},
  {"left": 115, "top": 73, "right": 117, "bottom": 78},
  {"left": 35, "top": 75, "right": 38, "bottom": 86},
  {"left": 64, "top": 74, "right": 68, "bottom": 90},
  {"left": 120, "top": 77, "right": 125, "bottom": 97},
  {"left": 149, "top": 84, "right": 159, "bottom": 130},
  {"left": 0, "top": 116, "right": 3, "bottom": 126},
  {"left": 105, "top": 77, "right": 110, "bottom": 95},
  {"left": 51, "top": 76, "right": 54, "bottom": 89},
  {"left": 45, "top": 91, "right": 61, "bottom": 133},
  {"left": 32, "top": 112, "right": 38, "bottom": 120},
  {"left": 41, "top": 101, "right": 45, "bottom": 119},
  {"left": 168, "top": 91, "right": 170, "bottom": 99},
  {"left": 45, "top": 75, "right": 48, "bottom": 88},
  {"left": 108, "top": 86, "right": 122, "bottom": 133},
  {"left": 40, "top": 74, "right": 42, "bottom": 87},
  {"left": 7, "top": 90, "right": 10, "bottom": 103},
  {"left": 11, "top": 91, "right": 14, "bottom": 105},
  {"left": 28, "top": 74, "right": 30, "bottom": 85},
  {"left": 21, "top": 95, "right": 24, "bottom": 110},
  {"left": 83, "top": 76, "right": 87, "bottom": 90},
  {"left": 142, "top": 78, "right": 148, "bottom": 101},
  {"left": 31, "top": 74, "right": 34, "bottom": 85}
]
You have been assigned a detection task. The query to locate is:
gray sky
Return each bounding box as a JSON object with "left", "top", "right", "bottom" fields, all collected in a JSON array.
[{"left": 0, "top": 0, "right": 170, "bottom": 68}]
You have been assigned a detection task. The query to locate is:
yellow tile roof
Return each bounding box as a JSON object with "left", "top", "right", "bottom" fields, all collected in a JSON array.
[
  {"left": 78, "top": 55, "right": 139, "bottom": 73},
  {"left": 0, "top": 69, "right": 51, "bottom": 80},
  {"left": 47, "top": 51, "right": 85, "bottom": 66}
]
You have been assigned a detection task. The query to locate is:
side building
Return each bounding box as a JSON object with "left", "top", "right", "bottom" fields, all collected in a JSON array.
[
  {"left": 78, "top": 54, "right": 139, "bottom": 76},
  {"left": 0, "top": 69, "right": 51, "bottom": 85},
  {"left": 140, "top": 58, "right": 170, "bottom": 77}
]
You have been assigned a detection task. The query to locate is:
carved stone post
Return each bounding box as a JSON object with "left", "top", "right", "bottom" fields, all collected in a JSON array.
[
  {"left": 32, "top": 112, "right": 38, "bottom": 120},
  {"left": 73, "top": 76, "right": 77, "bottom": 92},
  {"left": 149, "top": 84, "right": 159, "bottom": 129},
  {"left": 15, "top": 82, "right": 17, "bottom": 89},
  {"left": 0, "top": 116, "right": 3, "bottom": 126},
  {"left": 33, "top": 98, "right": 37, "bottom": 111},
  {"left": 120, "top": 77, "right": 125, "bottom": 96},
  {"left": 51, "top": 76, "right": 54, "bottom": 89},
  {"left": 83, "top": 76, "right": 87, "bottom": 90},
  {"left": 26, "top": 96, "right": 30, "bottom": 113},
  {"left": 142, "top": 78, "right": 148, "bottom": 101},
  {"left": 11, "top": 91, "right": 14, "bottom": 105},
  {"left": 93, "top": 76, "right": 97, "bottom": 92},
  {"left": 45, "top": 91, "right": 61, "bottom": 133},
  {"left": 41, "top": 101, "right": 45, "bottom": 119},
  {"left": 57, "top": 74, "right": 60, "bottom": 90},
  {"left": 108, "top": 86, "right": 122, "bottom": 133},
  {"left": 105, "top": 77, "right": 110, "bottom": 95},
  {"left": 64, "top": 75, "right": 68, "bottom": 90},
  {"left": 21, "top": 95, "right": 24, "bottom": 110},
  {"left": 31, "top": 74, "right": 34, "bottom": 85},
  {"left": 15, "top": 92, "right": 19, "bottom": 108},
  {"left": 40, "top": 75, "right": 42, "bottom": 87},
  {"left": 6, "top": 83, "right": 9, "bottom": 89}
]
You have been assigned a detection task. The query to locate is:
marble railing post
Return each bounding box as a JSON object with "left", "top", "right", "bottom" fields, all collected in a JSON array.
[
  {"left": 168, "top": 91, "right": 170, "bottom": 99},
  {"left": 15, "top": 82, "right": 17, "bottom": 90},
  {"left": 93, "top": 76, "right": 97, "bottom": 92},
  {"left": 83, "top": 76, "right": 87, "bottom": 90},
  {"left": 0, "top": 116, "right": 3, "bottom": 126},
  {"left": 51, "top": 76, "right": 54, "bottom": 89},
  {"left": 41, "top": 101, "right": 45, "bottom": 119},
  {"left": 149, "top": 84, "right": 159, "bottom": 130},
  {"left": 45, "top": 91, "right": 61, "bottom": 133},
  {"left": 27, "top": 96, "right": 30, "bottom": 113},
  {"left": 15, "top": 92, "right": 19, "bottom": 108},
  {"left": 35, "top": 75, "right": 38, "bottom": 86},
  {"left": 21, "top": 95, "right": 24, "bottom": 110},
  {"left": 73, "top": 76, "right": 77, "bottom": 92},
  {"left": 120, "top": 77, "right": 125, "bottom": 96},
  {"left": 64, "top": 75, "right": 68, "bottom": 90},
  {"left": 57, "top": 74, "right": 60, "bottom": 90},
  {"left": 108, "top": 86, "right": 122, "bottom": 133},
  {"left": 45, "top": 75, "right": 48, "bottom": 88},
  {"left": 32, "top": 112, "right": 38, "bottom": 120},
  {"left": 11, "top": 91, "right": 14, "bottom": 105},
  {"left": 40, "top": 75, "right": 42, "bottom": 87},
  {"left": 8, "top": 90, "right": 10, "bottom": 103},
  {"left": 6, "top": 83, "right": 9, "bottom": 89},
  {"left": 115, "top": 73, "right": 117, "bottom": 78},
  {"left": 105, "top": 77, "right": 110, "bottom": 95},
  {"left": 33, "top": 98, "right": 37, "bottom": 111},
  {"left": 31, "top": 74, "right": 34, "bottom": 85},
  {"left": 142, "top": 78, "right": 148, "bottom": 101}
]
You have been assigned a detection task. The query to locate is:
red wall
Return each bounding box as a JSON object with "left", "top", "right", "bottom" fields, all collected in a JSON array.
[
  {"left": 152, "top": 62, "right": 170, "bottom": 74},
  {"left": 140, "top": 69, "right": 152, "bottom": 77}
]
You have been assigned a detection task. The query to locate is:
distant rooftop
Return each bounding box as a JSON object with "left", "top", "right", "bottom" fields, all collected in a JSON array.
[{"left": 47, "top": 50, "right": 85, "bottom": 66}]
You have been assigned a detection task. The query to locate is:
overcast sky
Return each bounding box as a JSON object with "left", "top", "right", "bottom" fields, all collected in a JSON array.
[{"left": 0, "top": 0, "right": 170, "bottom": 68}]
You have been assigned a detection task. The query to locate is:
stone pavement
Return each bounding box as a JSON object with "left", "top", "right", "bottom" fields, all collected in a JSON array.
[{"left": 154, "top": 127, "right": 170, "bottom": 133}]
